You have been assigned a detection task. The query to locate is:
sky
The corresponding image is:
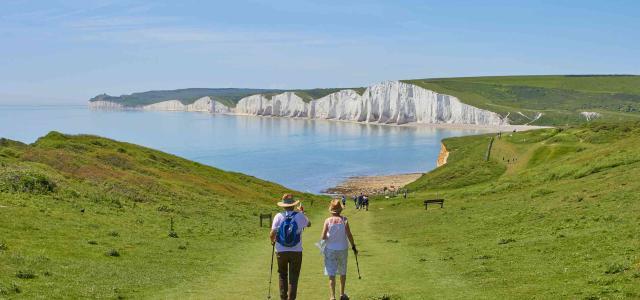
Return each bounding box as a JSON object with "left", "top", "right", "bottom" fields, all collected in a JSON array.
[{"left": 1, "top": 0, "right": 639, "bottom": 104}]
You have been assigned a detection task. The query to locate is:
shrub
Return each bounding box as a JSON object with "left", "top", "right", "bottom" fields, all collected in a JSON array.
[
  {"left": 0, "top": 241, "right": 7, "bottom": 251},
  {"left": 0, "top": 171, "right": 56, "bottom": 194},
  {"left": 109, "top": 231, "right": 119, "bottom": 237},
  {"left": 15, "top": 270, "right": 36, "bottom": 279},
  {"left": 88, "top": 240, "right": 98, "bottom": 245},
  {"left": 168, "top": 231, "right": 179, "bottom": 238},
  {"left": 106, "top": 249, "right": 120, "bottom": 257},
  {"left": 178, "top": 245, "right": 187, "bottom": 250}
]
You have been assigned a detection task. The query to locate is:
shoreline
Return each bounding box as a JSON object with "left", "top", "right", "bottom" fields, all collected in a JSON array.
[
  {"left": 323, "top": 173, "right": 423, "bottom": 196},
  {"left": 220, "top": 112, "right": 551, "bottom": 132},
  {"left": 87, "top": 104, "right": 550, "bottom": 133},
  {"left": 210, "top": 111, "right": 551, "bottom": 132}
]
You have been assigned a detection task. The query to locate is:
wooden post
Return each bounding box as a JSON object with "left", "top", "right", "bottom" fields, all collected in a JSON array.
[
  {"left": 485, "top": 137, "right": 494, "bottom": 161},
  {"left": 259, "top": 213, "right": 272, "bottom": 227}
]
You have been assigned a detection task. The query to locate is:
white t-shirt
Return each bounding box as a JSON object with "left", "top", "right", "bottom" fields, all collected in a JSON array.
[{"left": 271, "top": 211, "right": 309, "bottom": 252}]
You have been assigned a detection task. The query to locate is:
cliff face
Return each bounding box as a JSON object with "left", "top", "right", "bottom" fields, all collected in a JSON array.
[
  {"left": 88, "top": 100, "right": 125, "bottom": 110},
  {"left": 142, "top": 97, "right": 230, "bottom": 112},
  {"left": 89, "top": 97, "right": 231, "bottom": 113},
  {"left": 88, "top": 80, "right": 507, "bottom": 125},
  {"left": 234, "top": 81, "right": 507, "bottom": 125}
]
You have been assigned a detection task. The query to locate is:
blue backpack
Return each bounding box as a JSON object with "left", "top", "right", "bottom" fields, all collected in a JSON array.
[{"left": 276, "top": 212, "right": 300, "bottom": 247}]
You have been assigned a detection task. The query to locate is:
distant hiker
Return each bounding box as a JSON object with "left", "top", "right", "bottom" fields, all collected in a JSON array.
[
  {"left": 341, "top": 195, "right": 346, "bottom": 207},
  {"left": 356, "top": 193, "right": 364, "bottom": 210},
  {"left": 403, "top": 190, "right": 407, "bottom": 199},
  {"left": 362, "top": 195, "right": 369, "bottom": 211},
  {"left": 321, "top": 199, "right": 357, "bottom": 300},
  {"left": 352, "top": 195, "right": 357, "bottom": 207},
  {"left": 270, "top": 194, "right": 311, "bottom": 300}
]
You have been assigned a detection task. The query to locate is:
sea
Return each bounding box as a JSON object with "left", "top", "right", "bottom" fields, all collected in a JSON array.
[{"left": 0, "top": 105, "right": 483, "bottom": 193}]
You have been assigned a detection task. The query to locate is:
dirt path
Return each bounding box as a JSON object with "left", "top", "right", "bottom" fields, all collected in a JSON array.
[{"left": 156, "top": 200, "right": 475, "bottom": 299}]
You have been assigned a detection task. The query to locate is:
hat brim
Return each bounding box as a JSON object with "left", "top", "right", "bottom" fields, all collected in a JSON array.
[{"left": 277, "top": 200, "right": 300, "bottom": 207}]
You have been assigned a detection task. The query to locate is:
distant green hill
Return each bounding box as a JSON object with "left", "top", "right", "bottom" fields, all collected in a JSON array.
[
  {"left": 0, "top": 132, "right": 322, "bottom": 298},
  {"left": 90, "top": 87, "right": 367, "bottom": 107},
  {"left": 89, "top": 88, "right": 283, "bottom": 107},
  {"left": 403, "top": 75, "right": 640, "bottom": 125}
]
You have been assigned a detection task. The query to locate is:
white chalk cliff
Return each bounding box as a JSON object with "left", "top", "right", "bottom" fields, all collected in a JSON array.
[
  {"left": 89, "top": 81, "right": 507, "bottom": 126},
  {"left": 88, "top": 100, "right": 125, "bottom": 110},
  {"left": 89, "top": 96, "right": 231, "bottom": 113},
  {"left": 234, "top": 81, "right": 507, "bottom": 125}
]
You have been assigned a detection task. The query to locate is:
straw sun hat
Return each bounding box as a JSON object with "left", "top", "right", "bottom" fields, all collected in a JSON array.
[
  {"left": 277, "top": 193, "right": 300, "bottom": 207},
  {"left": 329, "top": 199, "right": 343, "bottom": 214}
]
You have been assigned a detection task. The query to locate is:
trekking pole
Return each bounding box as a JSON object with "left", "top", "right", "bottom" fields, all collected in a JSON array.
[
  {"left": 353, "top": 248, "right": 362, "bottom": 279},
  {"left": 267, "top": 243, "right": 275, "bottom": 299}
]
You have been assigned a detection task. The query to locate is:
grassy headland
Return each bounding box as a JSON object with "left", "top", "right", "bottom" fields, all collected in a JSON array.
[
  {"left": 0, "top": 132, "right": 322, "bottom": 298},
  {"left": 403, "top": 75, "right": 640, "bottom": 125}
]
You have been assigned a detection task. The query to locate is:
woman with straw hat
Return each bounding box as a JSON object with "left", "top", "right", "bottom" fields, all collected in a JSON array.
[
  {"left": 270, "top": 194, "right": 310, "bottom": 300},
  {"left": 320, "top": 199, "right": 357, "bottom": 300}
]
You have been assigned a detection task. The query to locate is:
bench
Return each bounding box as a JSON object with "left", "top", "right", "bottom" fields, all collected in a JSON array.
[
  {"left": 259, "top": 213, "right": 272, "bottom": 227},
  {"left": 424, "top": 199, "right": 444, "bottom": 210}
]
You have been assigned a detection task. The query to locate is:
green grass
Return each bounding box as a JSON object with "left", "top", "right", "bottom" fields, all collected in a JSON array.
[
  {"left": 403, "top": 75, "right": 640, "bottom": 125},
  {"left": 3, "top": 122, "right": 640, "bottom": 298},
  {"left": 0, "top": 132, "right": 323, "bottom": 299}
]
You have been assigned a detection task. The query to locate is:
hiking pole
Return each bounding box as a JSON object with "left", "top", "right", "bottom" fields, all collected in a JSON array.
[
  {"left": 353, "top": 248, "right": 362, "bottom": 279},
  {"left": 267, "top": 243, "right": 275, "bottom": 299}
]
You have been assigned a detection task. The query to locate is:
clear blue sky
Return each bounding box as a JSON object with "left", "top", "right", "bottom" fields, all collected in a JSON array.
[{"left": 1, "top": 0, "right": 638, "bottom": 104}]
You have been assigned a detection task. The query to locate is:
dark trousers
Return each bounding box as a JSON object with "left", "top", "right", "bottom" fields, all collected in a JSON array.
[{"left": 277, "top": 251, "right": 302, "bottom": 300}]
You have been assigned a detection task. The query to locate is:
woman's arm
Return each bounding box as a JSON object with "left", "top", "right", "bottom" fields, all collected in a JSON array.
[
  {"left": 269, "top": 229, "right": 276, "bottom": 245},
  {"left": 345, "top": 221, "right": 356, "bottom": 251},
  {"left": 321, "top": 219, "right": 328, "bottom": 240}
]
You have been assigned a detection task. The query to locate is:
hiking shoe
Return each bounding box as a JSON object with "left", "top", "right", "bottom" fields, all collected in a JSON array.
[{"left": 340, "top": 294, "right": 349, "bottom": 300}]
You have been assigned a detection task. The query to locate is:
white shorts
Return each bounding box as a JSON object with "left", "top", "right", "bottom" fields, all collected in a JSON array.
[{"left": 324, "top": 248, "right": 348, "bottom": 276}]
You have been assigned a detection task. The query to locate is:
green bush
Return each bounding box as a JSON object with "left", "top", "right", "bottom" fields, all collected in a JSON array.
[{"left": 0, "top": 171, "right": 56, "bottom": 194}]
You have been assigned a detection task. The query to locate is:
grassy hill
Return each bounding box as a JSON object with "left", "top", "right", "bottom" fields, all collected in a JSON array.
[
  {"left": 390, "top": 121, "right": 640, "bottom": 298},
  {"left": 403, "top": 75, "right": 640, "bottom": 125},
  {"left": 0, "top": 132, "right": 322, "bottom": 298},
  {"left": 3, "top": 123, "right": 640, "bottom": 298}
]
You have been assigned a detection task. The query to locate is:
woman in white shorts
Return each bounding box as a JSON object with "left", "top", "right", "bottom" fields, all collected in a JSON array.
[{"left": 321, "top": 199, "right": 357, "bottom": 300}]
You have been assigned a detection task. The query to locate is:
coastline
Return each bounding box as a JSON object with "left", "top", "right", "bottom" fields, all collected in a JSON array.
[
  {"left": 88, "top": 103, "right": 550, "bottom": 133},
  {"left": 219, "top": 111, "right": 550, "bottom": 132},
  {"left": 323, "top": 173, "right": 423, "bottom": 196}
]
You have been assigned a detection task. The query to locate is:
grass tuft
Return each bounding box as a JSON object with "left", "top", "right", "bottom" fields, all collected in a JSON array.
[
  {"left": 605, "top": 262, "right": 629, "bottom": 275},
  {"left": 497, "top": 238, "right": 516, "bottom": 245},
  {"left": 15, "top": 270, "right": 36, "bottom": 279},
  {"left": 105, "top": 249, "right": 120, "bottom": 257}
]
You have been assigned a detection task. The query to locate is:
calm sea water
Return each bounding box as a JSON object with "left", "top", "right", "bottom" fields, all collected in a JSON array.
[{"left": 0, "top": 105, "right": 483, "bottom": 193}]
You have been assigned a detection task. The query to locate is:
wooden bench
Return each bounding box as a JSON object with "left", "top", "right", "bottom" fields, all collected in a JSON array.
[
  {"left": 259, "top": 213, "right": 272, "bottom": 227},
  {"left": 424, "top": 199, "right": 444, "bottom": 210}
]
